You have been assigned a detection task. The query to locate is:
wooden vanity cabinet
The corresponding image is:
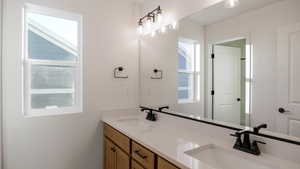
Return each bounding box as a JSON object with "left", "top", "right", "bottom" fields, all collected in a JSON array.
[
  {"left": 104, "top": 123, "right": 180, "bottom": 169},
  {"left": 157, "top": 157, "right": 179, "bottom": 169},
  {"left": 104, "top": 123, "right": 130, "bottom": 154},
  {"left": 104, "top": 138, "right": 130, "bottom": 169},
  {"left": 131, "top": 141, "right": 155, "bottom": 169},
  {"left": 131, "top": 159, "right": 145, "bottom": 169}
]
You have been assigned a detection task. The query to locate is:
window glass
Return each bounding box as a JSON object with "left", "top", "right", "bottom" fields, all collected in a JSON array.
[
  {"left": 178, "top": 41, "right": 194, "bottom": 71},
  {"left": 31, "top": 93, "right": 74, "bottom": 109},
  {"left": 178, "top": 72, "right": 191, "bottom": 88},
  {"left": 31, "top": 65, "right": 75, "bottom": 89},
  {"left": 28, "top": 30, "right": 77, "bottom": 61},
  {"left": 24, "top": 4, "right": 82, "bottom": 116},
  {"left": 177, "top": 39, "right": 200, "bottom": 103},
  {"left": 178, "top": 90, "right": 189, "bottom": 100},
  {"left": 27, "top": 12, "right": 78, "bottom": 47}
]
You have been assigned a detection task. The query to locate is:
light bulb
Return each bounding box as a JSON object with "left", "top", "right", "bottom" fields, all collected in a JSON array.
[
  {"left": 137, "top": 25, "right": 143, "bottom": 35},
  {"left": 171, "top": 21, "right": 177, "bottom": 29},
  {"left": 157, "top": 6, "right": 163, "bottom": 24},
  {"left": 225, "top": 0, "right": 240, "bottom": 8},
  {"left": 160, "top": 26, "right": 166, "bottom": 33},
  {"left": 146, "top": 17, "right": 152, "bottom": 31},
  {"left": 157, "top": 13, "right": 162, "bottom": 24},
  {"left": 151, "top": 31, "right": 156, "bottom": 37}
]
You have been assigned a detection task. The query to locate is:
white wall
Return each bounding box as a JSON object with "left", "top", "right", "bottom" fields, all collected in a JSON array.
[
  {"left": 2, "top": 0, "right": 140, "bottom": 169},
  {"left": 0, "top": 0, "right": 2, "bottom": 168},
  {"left": 205, "top": 0, "right": 300, "bottom": 131},
  {"left": 140, "top": 30, "right": 178, "bottom": 107}
]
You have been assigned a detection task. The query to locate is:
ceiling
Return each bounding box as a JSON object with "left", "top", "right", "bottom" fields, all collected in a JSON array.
[{"left": 185, "top": 0, "right": 284, "bottom": 26}]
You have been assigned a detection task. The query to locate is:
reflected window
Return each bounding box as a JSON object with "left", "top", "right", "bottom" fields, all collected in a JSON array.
[
  {"left": 23, "top": 4, "right": 83, "bottom": 116},
  {"left": 177, "top": 39, "right": 200, "bottom": 103}
]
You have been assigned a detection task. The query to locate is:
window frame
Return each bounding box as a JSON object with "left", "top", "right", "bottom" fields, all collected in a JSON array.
[
  {"left": 177, "top": 39, "right": 200, "bottom": 104},
  {"left": 22, "top": 4, "right": 83, "bottom": 117}
]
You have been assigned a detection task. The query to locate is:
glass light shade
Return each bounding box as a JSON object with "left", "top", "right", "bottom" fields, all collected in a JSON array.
[
  {"left": 160, "top": 26, "right": 166, "bottom": 33},
  {"left": 151, "top": 30, "right": 156, "bottom": 37},
  {"left": 146, "top": 17, "right": 152, "bottom": 31},
  {"left": 157, "top": 13, "right": 162, "bottom": 24},
  {"left": 172, "top": 21, "right": 177, "bottom": 29},
  {"left": 137, "top": 25, "right": 143, "bottom": 34}
]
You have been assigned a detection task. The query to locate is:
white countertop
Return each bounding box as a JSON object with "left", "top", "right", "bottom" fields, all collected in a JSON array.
[{"left": 102, "top": 109, "right": 300, "bottom": 169}]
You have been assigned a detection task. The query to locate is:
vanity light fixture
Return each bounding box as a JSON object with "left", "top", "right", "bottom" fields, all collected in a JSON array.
[
  {"left": 225, "top": 0, "right": 240, "bottom": 8},
  {"left": 137, "top": 6, "right": 176, "bottom": 36}
]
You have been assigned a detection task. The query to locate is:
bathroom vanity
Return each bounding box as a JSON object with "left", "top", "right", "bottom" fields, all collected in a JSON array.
[
  {"left": 102, "top": 111, "right": 300, "bottom": 169},
  {"left": 103, "top": 123, "right": 178, "bottom": 169},
  {"left": 103, "top": 0, "right": 300, "bottom": 168}
]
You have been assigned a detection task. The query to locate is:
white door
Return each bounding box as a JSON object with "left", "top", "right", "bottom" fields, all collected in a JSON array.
[
  {"left": 214, "top": 45, "right": 241, "bottom": 124},
  {"left": 277, "top": 23, "right": 300, "bottom": 138}
]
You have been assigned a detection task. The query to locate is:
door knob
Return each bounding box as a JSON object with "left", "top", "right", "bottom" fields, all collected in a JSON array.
[
  {"left": 278, "top": 107, "right": 289, "bottom": 114},
  {"left": 237, "top": 98, "right": 241, "bottom": 102}
]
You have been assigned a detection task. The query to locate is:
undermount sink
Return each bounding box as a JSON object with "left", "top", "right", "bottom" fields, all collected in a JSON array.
[
  {"left": 185, "top": 144, "right": 276, "bottom": 169},
  {"left": 115, "top": 117, "right": 153, "bottom": 131},
  {"left": 116, "top": 117, "right": 141, "bottom": 125}
]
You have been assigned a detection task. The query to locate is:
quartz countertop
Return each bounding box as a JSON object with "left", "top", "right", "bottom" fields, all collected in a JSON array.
[{"left": 102, "top": 110, "right": 300, "bottom": 169}]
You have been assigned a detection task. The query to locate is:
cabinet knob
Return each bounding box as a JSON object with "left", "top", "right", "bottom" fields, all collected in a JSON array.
[{"left": 111, "top": 147, "right": 116, "bottom": 152}]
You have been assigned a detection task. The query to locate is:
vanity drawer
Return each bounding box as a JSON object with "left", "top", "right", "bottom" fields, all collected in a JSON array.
[
  {"left": 104, "top": 123, "right": 130, "bottom": 154},
  {"left": 131, "top": 159, "right": 145, "bottom": 169},
  {"left": 158, "top": 157, "right": 179, "bottom": 169},
  {"left": 131, "top": 141, "right": 155, "bottom": 169}
]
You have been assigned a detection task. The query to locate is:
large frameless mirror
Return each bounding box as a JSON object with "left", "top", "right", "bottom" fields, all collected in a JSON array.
[{"left": 139, "top": 0, "right": 300, "bottom": 139}]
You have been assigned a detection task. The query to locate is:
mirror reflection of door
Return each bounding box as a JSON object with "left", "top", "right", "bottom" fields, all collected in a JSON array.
[
  {"left": 277, "top": 23, "right": 300, "bottom": 138},
  {"left": 212, "top": 39, "right": 247, "bottom": 126}
]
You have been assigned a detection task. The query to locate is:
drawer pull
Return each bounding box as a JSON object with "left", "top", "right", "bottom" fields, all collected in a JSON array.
[
  {"left": 134, "top": 150, "right": 147, "bottom": 159},
  {"left": 111, "top": 147, "right": 116, "bottom": 152}
]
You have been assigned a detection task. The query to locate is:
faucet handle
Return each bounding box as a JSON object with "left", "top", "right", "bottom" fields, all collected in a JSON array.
[
  {"left": 253, "top": 124, "right": 267, "bottom": 133},
  {"left": 230, "top": 133, "right": 240, "bottom": 137},
  {"left": 253, "top": 140, "right": 266, "bottom": 145},
  {"left": 158, "top": 106, "right": 169, "bottom": 111}
]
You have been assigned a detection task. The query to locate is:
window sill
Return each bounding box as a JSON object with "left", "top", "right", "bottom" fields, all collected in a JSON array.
[
  {"left": 178, "top": 100, "right": 199, "bottom": 104},
  {"left": 24, "top": 107, "right": 83, "bottom": 118}
]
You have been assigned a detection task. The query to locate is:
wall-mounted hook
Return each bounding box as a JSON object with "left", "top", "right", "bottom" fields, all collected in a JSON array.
[
  {"left": 151, "top": 69, "right": 163, "bottom": 79},
  {"left": 114, "top": 66, "right": 128, "bottom": 79}
]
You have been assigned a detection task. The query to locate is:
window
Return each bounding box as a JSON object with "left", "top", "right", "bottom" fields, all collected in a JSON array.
[
  {"left": 177, "top": 39, "right": 200, "bottom": 103},
  {"left": 23, "top": 4, "right": 83, "bottom": 116}
]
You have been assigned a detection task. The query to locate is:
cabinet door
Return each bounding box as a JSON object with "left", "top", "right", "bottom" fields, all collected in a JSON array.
[
  {"left": 116, "top": 146, "right": 130, "bottom": 169},
  {"left": 131, "top": 160, "right": 144, "bottom": 169},
  {"left": 104, "top": 138, "right": 116, "bottom": 169},
  {"left": 157, "top": 157, "right": 178, "bottom": 169}
]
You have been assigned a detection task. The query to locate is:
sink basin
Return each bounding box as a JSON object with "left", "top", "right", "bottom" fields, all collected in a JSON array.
[
  {"left": 185, "top": 144, "right": 276, "bottom": 169},
  {"left": 116, "top": 117, "right": 141, "bottom": 125},
  {"left": 115, "top": 117, "right": 153, "bottom": 132}
]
